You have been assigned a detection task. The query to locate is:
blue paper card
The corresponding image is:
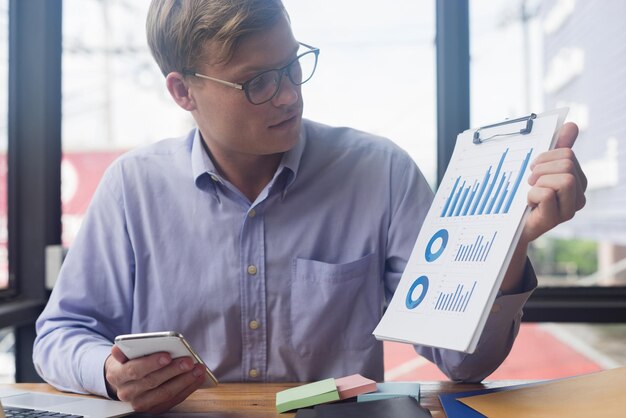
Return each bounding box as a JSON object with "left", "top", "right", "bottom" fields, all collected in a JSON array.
[{"left": 357, "top": 382, "right": 420, "bottom": 402}]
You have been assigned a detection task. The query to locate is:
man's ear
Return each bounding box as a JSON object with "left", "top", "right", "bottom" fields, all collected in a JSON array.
[{"left": 166, "top": 72, "right": 197, "bottom": 111}]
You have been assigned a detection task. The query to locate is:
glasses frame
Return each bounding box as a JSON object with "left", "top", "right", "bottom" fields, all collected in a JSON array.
[{"left": 184, "top": 42, "right": 319, "bottom": 105}]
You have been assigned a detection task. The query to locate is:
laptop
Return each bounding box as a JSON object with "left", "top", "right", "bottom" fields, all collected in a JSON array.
[{"left": 0, "top": 387, "right": 134, "bottom": 418}]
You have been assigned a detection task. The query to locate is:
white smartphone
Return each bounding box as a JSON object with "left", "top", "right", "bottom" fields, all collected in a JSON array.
[{"left": 114, "top": 331, "right": 218, "bottom": 387}]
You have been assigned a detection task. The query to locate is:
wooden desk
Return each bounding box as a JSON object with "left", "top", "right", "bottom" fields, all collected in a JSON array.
[{"left": 5, "top": 381, "right": 522, "bottom": 417}]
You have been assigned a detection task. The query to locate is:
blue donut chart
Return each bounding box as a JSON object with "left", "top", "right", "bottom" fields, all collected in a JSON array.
[
  {"left": 405, "top": 275, "right": 429, "bottom": 309},
  {"left": 425, "top": 228, "right": 449, "bottom": 262}
]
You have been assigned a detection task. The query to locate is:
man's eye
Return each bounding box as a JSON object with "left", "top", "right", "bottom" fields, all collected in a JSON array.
[{"left": 248, "top": 72, "right": 276, "bottom": 92}]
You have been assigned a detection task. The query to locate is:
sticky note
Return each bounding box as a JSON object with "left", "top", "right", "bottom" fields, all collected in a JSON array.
[
  {"left": 335, "top": 374, "right": 377, "bottom": 400},
  {"left": 276, "top": 378, "right": 340, "bottom": 413},
  {"left": 357, "top": 381, "right": 420, "bottom": 402}
]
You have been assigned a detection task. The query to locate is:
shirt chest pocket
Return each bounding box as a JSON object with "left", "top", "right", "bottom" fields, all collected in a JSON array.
[{"left": 290, "top": 253, "right": 379, "bottom": 356}]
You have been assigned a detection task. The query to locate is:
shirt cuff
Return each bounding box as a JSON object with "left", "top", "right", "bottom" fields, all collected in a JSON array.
[
  {"left": 79, "top": 343, "right": 114, "bottom": 398},
  {"left": 488, "top": 258, "right": 537, "bottom": 325}
]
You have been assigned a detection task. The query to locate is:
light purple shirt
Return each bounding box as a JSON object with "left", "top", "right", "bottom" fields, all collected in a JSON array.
[{"left": 34, "top": 119, "right": 536, "bottom": 397}]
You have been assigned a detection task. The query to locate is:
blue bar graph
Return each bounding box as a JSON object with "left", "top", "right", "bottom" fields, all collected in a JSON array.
[
  {"left": 454, "top": 231, "right": 497, "bottom": 262},
  {"left": 440, "top": 148, "right": 534, "bottom": 218},
  {"left": 503, "top": 149, "right": 533, "bottom": 213},
  {"left": 434, "top": 282, "right": 476, "bottom": 313}
]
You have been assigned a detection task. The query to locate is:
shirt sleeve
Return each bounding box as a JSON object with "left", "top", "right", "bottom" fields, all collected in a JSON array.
[
  {"left": 414, "top": 260, "right": 537, "bottom": 382},
  {"left": 384, "top": 154, "right": 538, "bottom": 382},
  {"left": 33, "top": 162, "right": 134, "bottom": 397}
]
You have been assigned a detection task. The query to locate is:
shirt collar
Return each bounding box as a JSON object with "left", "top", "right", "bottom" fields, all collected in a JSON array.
[
  {"left": 191, "top": 129, "right": 221, "bottom": 201},
  {"left": 277, "top": 124, "right": 306, "bottom": 197},
  {"left": 190, "top": 124, "right": 307, "bottom": 197}
]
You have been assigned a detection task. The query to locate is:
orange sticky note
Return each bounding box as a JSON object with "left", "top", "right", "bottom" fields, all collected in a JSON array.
[{"left": 335, "top": 374, "right": 377, "bottom": 400}]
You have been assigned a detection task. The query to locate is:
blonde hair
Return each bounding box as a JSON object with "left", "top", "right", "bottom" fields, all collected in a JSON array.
[{"left": 146, "top": 0, "right": 287, "bottom": 76}]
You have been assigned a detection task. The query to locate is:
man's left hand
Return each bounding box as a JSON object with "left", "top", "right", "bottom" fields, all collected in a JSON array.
[{"left": 522, "top": 121, "right": 587, "bottom": 245}]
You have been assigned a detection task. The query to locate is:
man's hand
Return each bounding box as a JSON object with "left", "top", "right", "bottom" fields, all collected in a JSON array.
[
  {"left": 105, "top": 345, "right": 206, "bottom": 414},
  {"left": 500, "top": 122, "right": 587, "bottom": 293},
  {"left": 523, "top": 122, "right": 587, "bottom": 243}
]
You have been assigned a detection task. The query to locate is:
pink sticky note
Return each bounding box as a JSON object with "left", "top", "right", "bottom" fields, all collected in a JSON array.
[{"left": 335, "top": 374, "right": 378, "bottom": 400}]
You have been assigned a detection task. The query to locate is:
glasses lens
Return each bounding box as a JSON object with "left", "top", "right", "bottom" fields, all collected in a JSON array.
[
  {"left": 245, "top": 47, "right": 319, "bottom": 104},
  {"left": 247, "top": 70, "right": 281, "bottom": 104},
  {"left": 288, "top": 50, "right": 318, "bottom": 86}
]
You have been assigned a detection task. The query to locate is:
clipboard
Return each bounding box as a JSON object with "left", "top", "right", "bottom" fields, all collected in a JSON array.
[{"left": 373, "top": 108, "right": 568, "bottom": 353}]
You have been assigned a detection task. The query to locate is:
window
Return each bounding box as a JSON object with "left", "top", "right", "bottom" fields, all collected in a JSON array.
[
  {"left": 470, "top": 0, "right": 626, "bottom": 288},
  {"left": 467, "top": 0, "right": 626, "bottom": 379},
  {"left": 62, "top": 0, "right": 193, "bottom": 246},
  {"left": 285, "top": 0, "right": 437, "bottom": 186}
]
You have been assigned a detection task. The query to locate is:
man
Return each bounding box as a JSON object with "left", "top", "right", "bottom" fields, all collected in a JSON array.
[{"left": 33, "top": 0, "right": 587, "bottom": 414}]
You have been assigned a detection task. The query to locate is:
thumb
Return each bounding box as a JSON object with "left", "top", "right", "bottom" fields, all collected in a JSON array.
[
  {"left": 111, "top": 344, "right": 129, "bottom": 364},
  {"left": 554, "top": 121, "right": 579, "bottom": 149}
]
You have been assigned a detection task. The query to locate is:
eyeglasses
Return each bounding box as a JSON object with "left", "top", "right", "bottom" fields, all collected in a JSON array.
[{"left": 184, "top": 42, "right": 319, "bottom": 105}]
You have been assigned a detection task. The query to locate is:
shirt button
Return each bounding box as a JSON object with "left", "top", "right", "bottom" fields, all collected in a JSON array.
[
  {"left": 248, "top": 209, "right": 256, "bottom": 218},
  {"left": 249, "top": 368, "right": 259, "bottom": 378},
  {"left": 210, "top": 175, "right": 219, "bottom": 182},
  {"left": 249, "top": 320, "right": 260, "bottom": 330},
  {"left": 247, "top": 265, "right": 257, "bottom": 275},
  {"left": 491, "top": 304, "right": 502, "bottom": 313}
]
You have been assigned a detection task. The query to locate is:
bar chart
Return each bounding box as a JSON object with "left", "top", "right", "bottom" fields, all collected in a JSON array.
[
  {"left": 434, "top": 281, "right": 476, "bottom": 313},
  {"left": 440, "top": 147, "right": 534, "bottom": 218},
  {"left": 454, "top": 231, "right": 497, "bottom": 263}
]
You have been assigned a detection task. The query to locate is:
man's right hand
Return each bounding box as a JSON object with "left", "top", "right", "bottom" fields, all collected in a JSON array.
[{"left": 104, "top": 345, "right": 206, "bottom": 413}]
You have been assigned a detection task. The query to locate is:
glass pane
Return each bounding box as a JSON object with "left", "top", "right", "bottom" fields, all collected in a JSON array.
[
  {"left": 467, "top": 0, "right": 626, "bottom": 379},
  {"left": 284, "top": 0, "right": 437, "bottom": 186},
  {"left": 62, "top": 0, "right": 194, "bottom": 246},
  {"left": 470, "top": 0, "right": 626, "bottom": 287},
  {"left": 0, "top": 0, "right": 7, "bottom": 291},
  {"left": 0, "top": 327, "right": 15, "bottom": 383}
]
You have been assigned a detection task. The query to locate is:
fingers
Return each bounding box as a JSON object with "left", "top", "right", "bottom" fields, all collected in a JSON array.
[
  {"left": 524, "top": 186, "right": 560, "bottom": 242},
  {"left": 528, "top": 149, "right": 587, "bottom": 210},
  {"left": 533, "top": 174, "right": 578, "bottom": 221},
  {"left": 522, "top": 121, "right": 588, "bottom": 243},
  {"left": 131, "top": 364, "right": 206, "bottom": 414},
  {"left": 107, "top": 351, "right": 172, "bottom": 389},
  {"left": 104, "top": 347, "right": 204, "bottom": 413},
  {"left": 116, "top": 356, "right": 193, "bottom": 400},
  {"left": 529, "top": 121, "right": 587, "bottom": 192}
]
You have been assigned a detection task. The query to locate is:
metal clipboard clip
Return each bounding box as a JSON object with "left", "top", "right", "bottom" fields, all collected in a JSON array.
[{"left": 473, "top": 113, "right": 537, "bottom": 144}]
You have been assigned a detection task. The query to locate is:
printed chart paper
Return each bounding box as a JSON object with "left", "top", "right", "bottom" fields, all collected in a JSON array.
[{"left": 373, "top": 109, "right": 568, "bottom": 353}]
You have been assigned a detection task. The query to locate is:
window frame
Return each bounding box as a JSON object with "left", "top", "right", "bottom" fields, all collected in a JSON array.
[{"left": 0, "top": 0, "right": 62, "bottom": 382}]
